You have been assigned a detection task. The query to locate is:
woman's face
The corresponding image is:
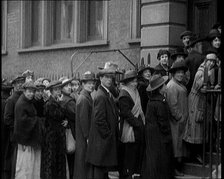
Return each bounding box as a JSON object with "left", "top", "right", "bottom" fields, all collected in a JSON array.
[
  {"left": 83, "top": 80, "right": 95, "bottom": 93},
  {"left": 24, "top": 88, "right": 35, "bottom": 100},
  {"left": 127, "top": 78, "right": 138, "bottom": 90},
  {"left": 212, "top": 37, "right": 221, "bottom": 49},
  {"left": 51, "top": 87, "right": 62, "bottom": 99},
  {"left": 142, "top": 69, "right": 152, "bottom": 80},
  {"left": 62, "top": 83, "right": 72, "bottom": 95},
  {"left": 159, "top": 54, "right": 168, "bottom": 66},
  {"left": 35, "top": 88, "right": 44, "bottom": 100},
  {"left": 173, "top": 70, "right": 185, "bottom": 82},
  {"left": 71, "top": 80, "right": 80, "bottom": 92}
]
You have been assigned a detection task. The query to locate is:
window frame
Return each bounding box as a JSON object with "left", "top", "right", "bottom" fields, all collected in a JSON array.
[
  {"left": 19, "top": 0, "right": 108, "bottom": 52},
  {"left": 129, "top": 0, "right": 141, "bottom": 44},
  {"left": 2, "top": 1, "right": 7, "bottom": 54}
]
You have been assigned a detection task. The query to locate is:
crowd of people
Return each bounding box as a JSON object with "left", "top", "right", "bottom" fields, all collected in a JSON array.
[{"left": 1, "top": 22, "right": 221, "bottom": 179}]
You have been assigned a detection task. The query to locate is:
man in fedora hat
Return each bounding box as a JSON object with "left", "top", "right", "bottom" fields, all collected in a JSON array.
[
  {"left": 74, "top": 71, "right": 96, "bottom": 179},
  {"left": 13, "top": 81, "right": 44, "bottom": 179},
  {"left": 86, "top": 66, "right": 119, "bottom": 179},
  {"left": 3, "top": 75, "right": 25, "bottom": 179},
  {"left": 185, "top": 35, "right": 205, "bottom": 93}
]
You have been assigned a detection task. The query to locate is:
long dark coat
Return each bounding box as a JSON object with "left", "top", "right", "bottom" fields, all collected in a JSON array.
[
  {"left": 118, "top": 89, "right": 144, "bottom": 176},
  {"left": 74, "top": 89, "right": 93, "bottom": 179},
  {"left": 142, "top": 94, "right": 174, "bottom": 179},
  {"left": 33, "top": 98, "right": 45, "bottom": 117},
  {"left": 86, "top": 85, "right": 119, "bottom": 167},
  {"left": 185, "top": 50, "right": 204, "bottom": 93},
  {"left": 40, "top": 96, "right": 67, "bottom": 179},
  {"left": 3, "top": 91, "right": 22, "bottom": 179},
  {"left": 137, "top": 77, "right": 149, "bottom": 114},
  {"left": 13, "top": 94, "right": 44, "bottom": 147}
]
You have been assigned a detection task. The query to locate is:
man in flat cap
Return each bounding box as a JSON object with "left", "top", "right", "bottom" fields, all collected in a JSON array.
[
  {"left": 3, "top": 75, "right": 25, "bottom": 179},
  {"left": 86, "top": 66, "right": 119, "bottom": 179}
]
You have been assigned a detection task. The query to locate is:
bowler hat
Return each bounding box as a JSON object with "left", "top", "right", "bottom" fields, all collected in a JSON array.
[
  {"left": 171, "top": 47, "right": 187, "bottom": 59},
  {"left": 11, "top": 75, "right": 25, "bottom": 85},
  {"left": 120, "top": 70, "right": 138, "bottom": 83},
  {"left": 46, "top": 80, "right": 62, "bottom": 90},
  {"left": 2, "top": 79, "right": 13, "bottom": 91},
  {"left": 138, "top": 64, "right": 154, "bottom": 75},
  {"left": 81, "top": 71, "right": 96, "bottom": 82},
  {"left": 180, "top": 30, "right": 193, "bottom": 39},
  {"left": 169, "top": 61, "right": 188, "bottom": 73},
  {"left": 22, "top": 81, "right": 37, "bottom": 90},
  {"left": 34, "top": 78, "right": 45, "bottom": 89},
  {"left": 146, "top": 75, "right": 168, "bottom": 91}
]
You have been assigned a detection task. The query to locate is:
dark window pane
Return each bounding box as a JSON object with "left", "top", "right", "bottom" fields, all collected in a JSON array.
[{"left": 31, "top": 1, "right": 41, "bottom": 46}]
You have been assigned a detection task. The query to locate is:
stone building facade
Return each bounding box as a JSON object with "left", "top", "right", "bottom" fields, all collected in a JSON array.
[{"left": 1, "top": 0, "right": 220, "bottom": 80}]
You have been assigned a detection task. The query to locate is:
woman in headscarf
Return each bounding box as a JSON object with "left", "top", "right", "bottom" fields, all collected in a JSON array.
[{"left": 118, "top": 70, "right": 145, "bottom": 179}]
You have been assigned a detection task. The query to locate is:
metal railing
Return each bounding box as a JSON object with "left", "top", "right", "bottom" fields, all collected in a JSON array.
[{"left": 201, "top": 66, "right": 221, "bottom": 179}]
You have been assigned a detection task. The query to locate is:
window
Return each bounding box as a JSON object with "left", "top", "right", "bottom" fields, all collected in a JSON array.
[
  {"left": 130, "top": 0, "right": 141, "bottom": 40},
  {"left": 77, "top": 1, "right": 107, "bottom": 43},
  {"left": 2, "top": 1, "right": 7, "bottom": 54},
  {"left": 20, "top": 0, "right": 108, "bottom": 50}
]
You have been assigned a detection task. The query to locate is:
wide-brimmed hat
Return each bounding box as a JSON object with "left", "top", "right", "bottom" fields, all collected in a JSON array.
[
  {"left": 46, "top": 80, "right": 62, "bottom": 90},
  {"left": 98, "top": 61, "right": 123, "bottom": 76},
  {"left": 157, "top": 49, "right": 170, "bottom": 60},
  {"left": 80, "top": 71, "right": 96, "bottom": 82},
  {"left": 180, "top": 30, "right": 194, "bottom": 39},
  {"left": 170, "top": 47, "right": 188, "bottom": 59},
  {"left": 206, "top": 29, "right": 221, "bottom": 41},
  {"left": 120, "top": 70, "right": 138, "bottom": 83},
  {"left": 34, "top": 78, "right": 45, "bottom": 89},
  {"left": 22, "top": 81, "right": 37, "bottom": 90},
  {"left": 138, "top": 64, "right": 154, "bottom": 75},
  {"left": 22, "top": 70, "right": 34, "bottom": 78},
  {"left": 58, "top": 77, "right": 73, "bottom": 88},
  {"left": 2, "top": 79, "right": 13, "bottom": 91},
  {"left": 146, "top": 75, "right": 168, "bottom": 91},
  {"left": 42, "top": 78, "right": 51, "bottom": 83},
  {"left": 11, "top": 75, "right": 26, "bottom": 85},
  {"left": 169, "top": 61, "right": 188, "bottom": 73}
]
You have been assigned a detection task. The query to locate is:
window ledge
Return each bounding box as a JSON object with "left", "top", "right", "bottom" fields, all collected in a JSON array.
[
  {"left": 128, "top": 38, "right": 141, "bottom": 44},
  {"left": 17, "top": 40, "right": 109, "bottom": 53},
  {"left": 1, "top": 50, "right": 8, "bottom": 55}
]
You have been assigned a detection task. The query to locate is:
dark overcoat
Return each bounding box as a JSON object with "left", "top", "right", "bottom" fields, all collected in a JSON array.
[
  {"left": 142, "top": 94, "right": 174, "bottom": 179},
  {"left": 33, "top": 98, "right": 45, "bottom": 117},
  {"left": 185, "top": 50, "right": 204, "bottom": 93},
  {"left": 74, "top": 89, "right": 93, "bottom": 179},
  {"left": 153, "top": 63, "right": 169, "bottom": 77},
  {"left": 137, "top": 77, "right": 149, "bottom": 114},
  {"left": 3, "top": 91, "right": 22, "bottom": 178},
  {"left": 86, "top": 85, "right": 119, "bottom": 167},
  {"left": 61, "top": 93, "right": 76, "bottom": 139},
  {"left": 40, "top": 96, "right": 67, "bottom": 179},
  {"left": 13, "top": 94, "right": 44, "bottom": 147}
]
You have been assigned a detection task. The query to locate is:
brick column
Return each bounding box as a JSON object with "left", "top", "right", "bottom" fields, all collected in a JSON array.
[{"left": 140, "top": 0, "right": 187, "bottom": 67}]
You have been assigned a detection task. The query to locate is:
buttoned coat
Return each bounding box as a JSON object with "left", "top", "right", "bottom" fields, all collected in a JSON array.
[
  {"left": 74, "top": 89, "right": 93, "bottom": 179},
  {"left": 166, "top": 78, "right": 188, "bottom": 157},
  {"left": 86, "top": 85, "right": 119, "bottom": 167}
]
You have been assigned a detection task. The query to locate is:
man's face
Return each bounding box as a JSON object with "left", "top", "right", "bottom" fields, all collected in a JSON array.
[
  {"left": 62, "top": 83, "right": 72, "bottom": 95},
  {"left": 182, "top": 35, "right": 190, "bottom": 47},
  {"left": 83, "top": 80, "right": 95, "bottom": 93},
  {"left": 24, "top": 88, "right": 35, "bottom": 100},
  {"left": 100, "top": 74, "right": 115, "bottom": 88},
  {"left": 35, "top": 88, "right": 44, "bottom": 100}
]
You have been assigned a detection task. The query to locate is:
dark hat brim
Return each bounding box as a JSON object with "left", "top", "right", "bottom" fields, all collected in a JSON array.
[
  {"left": 169, "top": 66, "right": 188, "bottom": 73},
  {"left": 11, "top": 76, "right": 25, "bottom": 84},
  {"left": 138, "top": 66, "right": 154, "bottom": 75},
  {"left": 46, "top": 81, "right": 62, "bottom": 90},
  {"left": 60, "top": 79, "right": 73, "bottom": 88},
  {"left": 98, "top": 69, "right": 116, "bottom": 76},
  {"left": 119, "top": 75, "right": 138, "bottom": 83},
  {"left": 171, "top": 53, "right": 188, "bottom": 59},
  {"left": 146, "top": 76, "right": 168, "bottom": 91}
]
